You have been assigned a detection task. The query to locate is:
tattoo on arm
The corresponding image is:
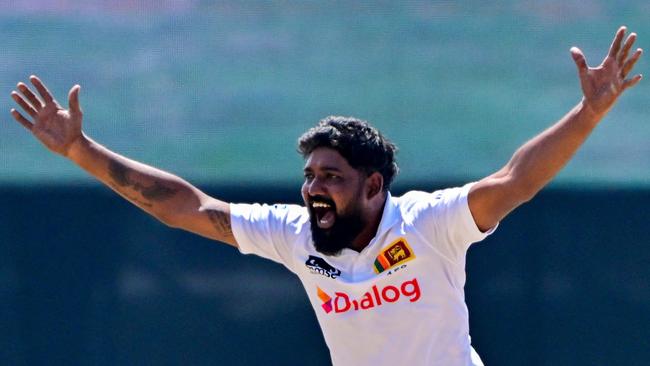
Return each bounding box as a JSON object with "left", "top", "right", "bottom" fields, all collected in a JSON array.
[
  {"left": 108, "top": 183, "right": 153, "bottom": 207},
  {"left": 107, "top": 160, "right": 233, "bottom": 243},
  {"left": 108, "top": 160, "right": 131, "bottom": 186},
  {"left": 207, "top": 209, "right": 233, "bottom": 239},
  {"left": 108, "top": 160, "right": 179, "bottom": 205}
]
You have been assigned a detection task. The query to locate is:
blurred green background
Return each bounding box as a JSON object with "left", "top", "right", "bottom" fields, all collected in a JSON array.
[
  {"left": 2, "top": 0, "right": 648, "bottom": 186},
  {"left": 1, "top": 2, "right": 649, "bottom": 366}
]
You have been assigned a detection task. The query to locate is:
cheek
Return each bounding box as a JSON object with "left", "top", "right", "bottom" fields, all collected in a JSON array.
[
  {"left": 334, "top": 193, "right": 360, "bottom": 216},
  {"left": 352, "top": 184, "right": 369, "bottom": 212},
  {"left": 300, "top": 183, "right": 309, "bottom": 202}
]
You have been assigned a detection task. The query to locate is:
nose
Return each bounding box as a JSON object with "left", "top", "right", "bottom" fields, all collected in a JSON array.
[{"left": 307, "top": 177, "right": 326, "bottom": 197}]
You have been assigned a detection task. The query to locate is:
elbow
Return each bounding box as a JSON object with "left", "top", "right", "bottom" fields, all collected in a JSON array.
[
  {"left": 154, "top": 211, "right": 179, "bottom": 228},
  {"left": 154, "top": 192, "right": 205, "bottom": 229},
  {"left": 509, "top": 178, "right": 542, "bottom": 205},
  {"left": 152, "top": 206, "right": 188, "bottom": 229},
  {"left": 517, "top": 190, "right": 537, "bottom": 205},
  {"left": 501, "top": 169, "right": 542, "bottom": 205}
]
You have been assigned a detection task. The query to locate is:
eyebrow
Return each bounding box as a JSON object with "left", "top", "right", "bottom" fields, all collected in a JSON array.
[{"left": 303, "top": 166, "right": 343, "bottom": 173}]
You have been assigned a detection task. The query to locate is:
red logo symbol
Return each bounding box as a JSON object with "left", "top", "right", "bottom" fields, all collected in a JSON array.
[{"left": 317, "top": 287, "right": 333, "bottom": 313}]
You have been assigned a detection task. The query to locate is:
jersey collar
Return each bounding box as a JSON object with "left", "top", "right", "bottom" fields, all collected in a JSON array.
[
  {"left": 335, "top": 191, "right": 402, "bottom": 257},
  {"left": 373, "top": 191, "right": 401, "bottom": 238}
]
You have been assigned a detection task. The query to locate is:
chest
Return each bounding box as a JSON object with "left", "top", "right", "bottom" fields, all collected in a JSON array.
[{"left": 294, "top": 229, "right": 467, "bottom": 314}]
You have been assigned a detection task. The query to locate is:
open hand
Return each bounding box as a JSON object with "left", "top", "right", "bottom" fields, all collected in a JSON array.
[
  {"left": 10, "top": 75, "right": 83, "bottom": 157},
  {"left": 571, "top": 26, "right": 643, "bottom": 117}
]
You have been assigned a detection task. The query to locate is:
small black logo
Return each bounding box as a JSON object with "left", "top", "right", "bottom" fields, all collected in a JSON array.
[{"left": 306, "top": 255, "right": 341, "bottom": 279}]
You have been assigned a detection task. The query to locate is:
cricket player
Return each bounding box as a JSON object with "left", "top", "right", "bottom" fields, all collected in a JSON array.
[{"left": 9, "top": 27, "right": 642, "bottom": 365}]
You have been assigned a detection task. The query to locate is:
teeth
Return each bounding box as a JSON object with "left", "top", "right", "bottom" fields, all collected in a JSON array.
[{"left": 312, "top": 202, "right": 331, "bottom": 208}]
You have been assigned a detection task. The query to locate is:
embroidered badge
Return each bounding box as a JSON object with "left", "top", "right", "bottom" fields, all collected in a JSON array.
[{"left": 373, "top": 238, "right": 415, "bottom": 274}]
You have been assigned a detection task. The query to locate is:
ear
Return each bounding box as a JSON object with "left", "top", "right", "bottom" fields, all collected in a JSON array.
[{"left": 365, "top": 172, "right": 384, "bottom": 200}]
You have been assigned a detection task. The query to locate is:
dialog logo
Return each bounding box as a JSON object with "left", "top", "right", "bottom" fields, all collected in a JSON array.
[
  {"left": 317, "top": 278, "right": 421, "bottom": 314},
  {"left": 373, "top": 238, "right": 415, "bottom": 274},
  {"left": 306, "top": 255, "right": 342, "bottom": 279}
]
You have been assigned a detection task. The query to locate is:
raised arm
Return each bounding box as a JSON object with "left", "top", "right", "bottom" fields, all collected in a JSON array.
[
  {"left": 10, "top": 76, "right": 237, "bottom": 247},
  {"left": 468, "top": 26, "right": 643, "bottom": 231}
]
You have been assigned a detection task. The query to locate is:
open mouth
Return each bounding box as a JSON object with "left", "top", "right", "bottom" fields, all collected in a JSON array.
[{"left": 311, "top": 199, "right": 336, "bottom": 229}]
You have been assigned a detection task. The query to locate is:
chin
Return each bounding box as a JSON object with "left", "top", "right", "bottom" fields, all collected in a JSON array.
[
  {"left": 309, "top": 211, "right": 364, "bottom": 256},
  {"left": 310, "top": 224, "right": 347, "bottom": 256}
]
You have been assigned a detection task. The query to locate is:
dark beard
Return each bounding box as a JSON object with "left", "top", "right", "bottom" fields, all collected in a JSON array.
[{"left": 309, "top": 209, "right": 365, "bottom": 256}]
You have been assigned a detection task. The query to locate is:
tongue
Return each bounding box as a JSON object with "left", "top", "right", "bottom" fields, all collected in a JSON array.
[{"left": 317, "top": 210, "right": 336, "bottom": 229}]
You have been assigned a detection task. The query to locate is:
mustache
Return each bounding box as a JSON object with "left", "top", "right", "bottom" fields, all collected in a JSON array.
[{"left": 308, "top": 195, "right": 336, "bottom": 206}]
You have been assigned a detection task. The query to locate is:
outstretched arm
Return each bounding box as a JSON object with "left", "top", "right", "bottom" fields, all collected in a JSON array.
[
  {"left": 10, "top": 76, "right": 237, "bottom": 247},
  {"left": 468, "top": 26, "right": 643, "bottom": 231}
]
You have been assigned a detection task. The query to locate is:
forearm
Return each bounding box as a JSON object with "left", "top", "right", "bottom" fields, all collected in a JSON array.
[
  {"left": 469, "top": 99, "right": 605, "bottom": 231},
  {"left": 503, "top": 99, "right": 603, "bottom": 199},
  {"left": 469, "top": 27, "right": 641, "bottom": 231},
  {"left": 66, "top": 134, "right": 206, "bottom": 225},
  {"left": 10, "top": 76, "right": 236, "bottom": 244}
]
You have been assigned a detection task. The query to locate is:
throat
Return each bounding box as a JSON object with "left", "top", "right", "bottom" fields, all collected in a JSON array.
[
  {"left": 347, "top": 228, "right": 374, "bottom": 252},
  {"left": 348, "top": 202, "right": 386, "bottom": 252}
]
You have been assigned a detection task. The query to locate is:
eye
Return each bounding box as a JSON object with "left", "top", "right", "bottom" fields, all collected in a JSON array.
[
  {"left": 304, "top": 173, "right": 314, "bottom": 181},
  {"left": 327, "top": 174, "right": 341, "bottom": 181}
]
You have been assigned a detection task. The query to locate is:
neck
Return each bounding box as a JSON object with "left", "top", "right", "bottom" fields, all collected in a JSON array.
[{"left": 349, "top": 192, "right": 387, "bottom": 252}]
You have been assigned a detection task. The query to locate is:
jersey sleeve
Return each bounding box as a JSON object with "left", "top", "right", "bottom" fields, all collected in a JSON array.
[
  {"left": 229, "top": 202, "right": 306, "bottom": 273},
  {"left": 407, "top": 182, "right": 497, "bottom": 263}
]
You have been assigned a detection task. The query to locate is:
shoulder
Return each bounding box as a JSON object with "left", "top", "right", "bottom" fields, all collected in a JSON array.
[
  {"left": 231, "top": 202, "right": 308, "bottom": 225},
  {"left": 392, "top": 190, "right": 435, "bottom": 224},
  {"left": 395, "top": 188, "right": 450, "bottom": 210},
  {"left": 394, "top": 185, "right": 471, "bottom": 221}
]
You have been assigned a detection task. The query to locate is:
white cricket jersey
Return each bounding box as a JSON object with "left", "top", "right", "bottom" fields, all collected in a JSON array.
[{"left": 230, "top": 183, "right": 495, "bottom": 366}]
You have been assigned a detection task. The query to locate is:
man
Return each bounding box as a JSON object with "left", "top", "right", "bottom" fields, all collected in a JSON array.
[{"left": 9, "top": 27, "right": 642, "bottom": 365}]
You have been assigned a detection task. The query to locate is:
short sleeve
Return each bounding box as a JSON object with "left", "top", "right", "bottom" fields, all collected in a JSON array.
[
  {"left": 406, "top": 183, "right": 497, "bottom": 263},
  {"left": 229, "top": 202, "right": 307, "bottom": 273}
]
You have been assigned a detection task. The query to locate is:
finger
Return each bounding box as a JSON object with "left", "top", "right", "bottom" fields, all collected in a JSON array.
[
  {"left": 10, "top": 108, "right": 34, "bottom": 131},
  {"left": 570, "top": 47, "right": 589, "bottom": 77},
  {"left": 29, "top": 75, "right": 55, "bottom": 104},
  {"left": 608, "top": 26, "right": 626, "bottom": 58},
  {"left": 622, "top": 48, "right": 643, "bottom": 78},
  {"left": 17, "top": 82, "right": 44, "bottom": 110},
  {"left": 10, "top": 91, "right": 38, "bottom": 118},
  {"left": 617, "top": 32, "right": 636, "bottom": 66},
  {"left": 622, "top": 74, "right": 643, "bottom": 91},
  {"left": 68, "top": 85, "right": 82, "bottom": 115}
]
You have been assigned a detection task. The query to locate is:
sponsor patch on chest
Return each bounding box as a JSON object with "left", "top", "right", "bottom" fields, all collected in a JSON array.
[
  {"left": 305, "top": 255, "right": 342, "bottom": 279},
  {"left": 317, "top": 278, "right": 421, "bottom": 314}
]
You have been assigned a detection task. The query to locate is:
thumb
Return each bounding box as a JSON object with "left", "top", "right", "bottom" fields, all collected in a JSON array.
[
  {"left": 570, "top": 47, "right": 589, "bottom": 77},
  {"left": 68, "top": 84, "right": 82, "bottom": 115}
]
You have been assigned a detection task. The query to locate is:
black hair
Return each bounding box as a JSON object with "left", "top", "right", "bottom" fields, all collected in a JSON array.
[{"left": 298, "top": 116, "right": 398, "bottom": 190}]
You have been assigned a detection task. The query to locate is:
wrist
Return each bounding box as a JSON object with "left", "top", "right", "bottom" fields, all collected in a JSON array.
[
  {"left": 578, "top": 98, "right": 606, "bottom": 126},
  {"left": 65, "top": 133, "right": 92, "bottom": 162}
]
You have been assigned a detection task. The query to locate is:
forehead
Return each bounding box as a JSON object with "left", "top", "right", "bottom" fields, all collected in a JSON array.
[{"left": 303, "top": 147, "right": 354, "bottom": 171}]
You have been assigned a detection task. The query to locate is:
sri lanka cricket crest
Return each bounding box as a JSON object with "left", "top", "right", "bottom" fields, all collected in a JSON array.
[{"left": 373, "top": 237, "right": 415, "bottom": 274}]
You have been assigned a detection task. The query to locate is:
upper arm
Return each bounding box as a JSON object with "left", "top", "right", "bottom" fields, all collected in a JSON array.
[
  {"left": 468, "top": 170, "right": 531, "bottom": 232},
  {"left": 164, "top": 191, "right": 238, "bottom": 247}
]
